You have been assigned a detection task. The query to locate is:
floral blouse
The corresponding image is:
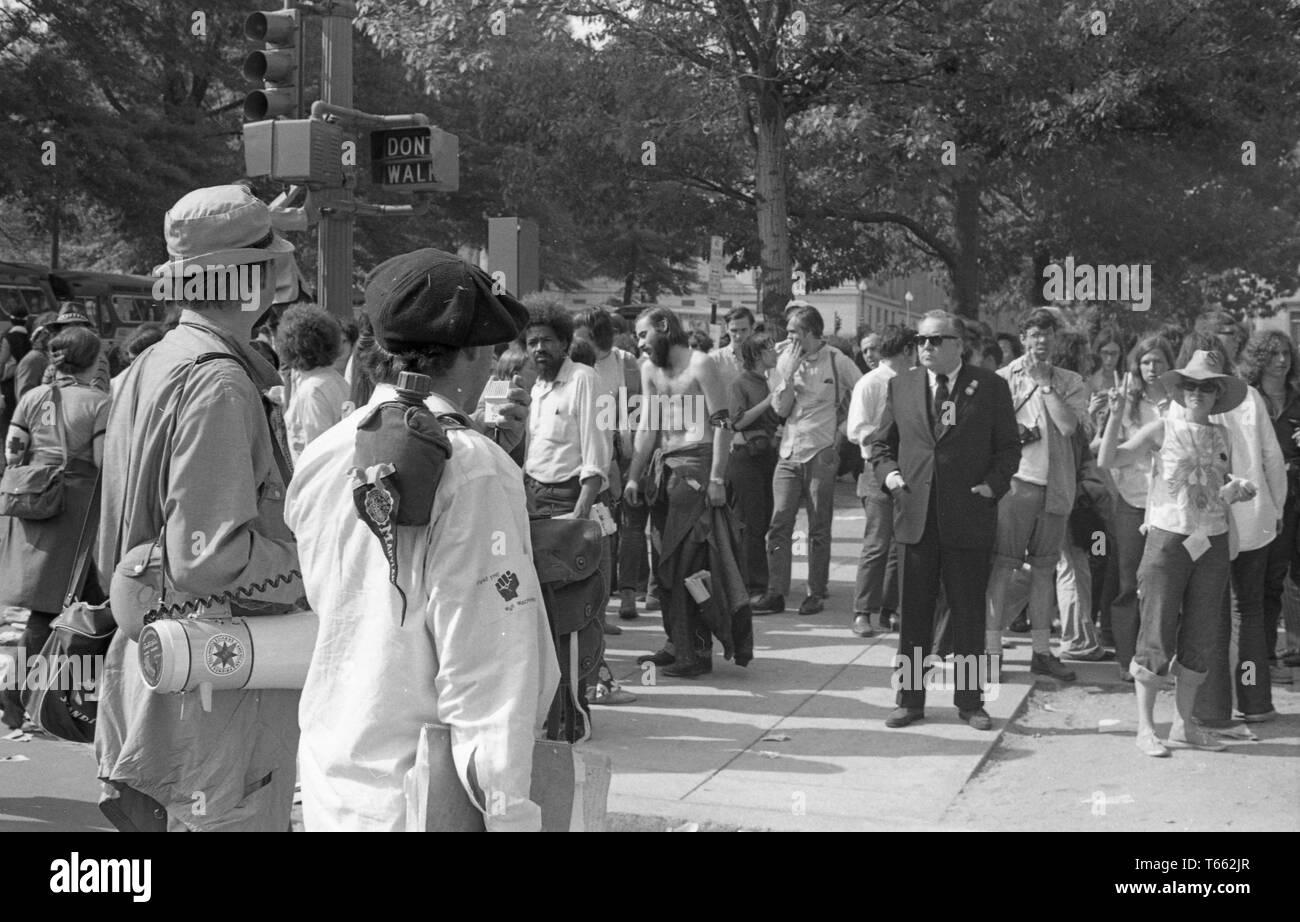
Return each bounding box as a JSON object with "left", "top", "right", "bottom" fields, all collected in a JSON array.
[{"left": 1146, "top": 418, "right": 1231, "bottom": 537}]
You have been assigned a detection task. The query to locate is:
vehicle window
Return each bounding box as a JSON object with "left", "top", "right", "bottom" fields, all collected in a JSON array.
[{"left": 0, "top": 287, "right": 25, "bottom": 320}]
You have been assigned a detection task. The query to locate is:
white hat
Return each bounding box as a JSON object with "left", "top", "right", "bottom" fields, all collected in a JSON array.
[{"left": 153, "top": 185, "right": 298, "bottom": 304}]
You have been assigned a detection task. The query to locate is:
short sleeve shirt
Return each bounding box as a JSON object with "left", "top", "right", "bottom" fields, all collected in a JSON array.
[{"left": 11, "top": 378, "right": 109, "bottom": 466}]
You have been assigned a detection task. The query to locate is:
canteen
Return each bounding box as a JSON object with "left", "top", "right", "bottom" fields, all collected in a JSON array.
[{"left": 138, "top": 607, "right": 318, "bottom": 710}]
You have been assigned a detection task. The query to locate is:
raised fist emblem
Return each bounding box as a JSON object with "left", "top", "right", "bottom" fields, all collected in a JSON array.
[{"left": 494, "top": 570, "right": 519, "bottom": 601}]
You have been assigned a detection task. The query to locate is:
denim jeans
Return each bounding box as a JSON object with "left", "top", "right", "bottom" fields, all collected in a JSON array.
[
  {"left": 853, "top": 480, "right": 898, "bottom": 617},
  {"left": 1263, "top": 493, "right": 1300, "bottom": 661},
  {"left": 727, "top": 444, "right": 776, "bottom": 595},
  {"left": 766, "top": 446, "right": 839, "bottom": 598},
  {"left": 1133, "top": 526, "right": 1230, "bottom": 678},
  {"left": 1109, "top": 499, "right": 1147, "bottom": 672}
]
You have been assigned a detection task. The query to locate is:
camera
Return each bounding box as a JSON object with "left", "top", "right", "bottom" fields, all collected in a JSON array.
[{"left": 1018, "top": 423, "right": 1042, "bottom": 446}]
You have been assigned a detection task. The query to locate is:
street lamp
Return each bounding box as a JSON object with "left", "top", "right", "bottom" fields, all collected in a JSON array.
[{"left": 904, "top": 290, "right": 914, "bottom": 325}]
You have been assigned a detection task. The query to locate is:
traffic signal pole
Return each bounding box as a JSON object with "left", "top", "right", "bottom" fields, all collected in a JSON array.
[{"left": 316, "top": 3, "right": 354, "bottom": 321}]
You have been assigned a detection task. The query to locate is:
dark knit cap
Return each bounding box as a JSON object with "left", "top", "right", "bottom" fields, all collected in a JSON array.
[{"left": 365, "top": 248, "right": 528, "bottom": 351}]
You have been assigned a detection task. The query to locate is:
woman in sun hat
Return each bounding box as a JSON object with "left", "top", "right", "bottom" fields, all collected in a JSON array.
[
  {"left": 1169, "top": 333, "right": 1288, "bottom": 726},
  {"left": 1098, "top": 349, "right": 1256, "bottom": 757}
]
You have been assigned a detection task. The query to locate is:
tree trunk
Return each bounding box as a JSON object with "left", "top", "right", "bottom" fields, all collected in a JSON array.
[
  {"left": 49, "top": 186, "right": 61, "bottom": 271},
  {"left": 952, "top": 174, "right": 979, "bottom": 319},
  {"left": 753, "top": 85, "right": 792, "bottom": 329},
  {"left": 622, "top": 272, "right": 635, "bottom": 306}
]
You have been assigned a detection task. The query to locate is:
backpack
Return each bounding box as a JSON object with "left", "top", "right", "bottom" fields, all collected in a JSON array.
[{"left": 437, "top": 415, "right": 606, "bottom": 742}]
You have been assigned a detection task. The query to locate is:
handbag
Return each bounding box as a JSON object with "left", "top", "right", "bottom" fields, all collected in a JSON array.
[
  {"left": 21, "top": 472, "right": 113, "bottom": 744},
  {"left": 0, "top": 384, "right": 67, "bottom": 519}
]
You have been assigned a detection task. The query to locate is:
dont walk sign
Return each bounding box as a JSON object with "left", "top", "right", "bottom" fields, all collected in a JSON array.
[{"left": 369, "top": 126, "right": 459, "bottom": 192}]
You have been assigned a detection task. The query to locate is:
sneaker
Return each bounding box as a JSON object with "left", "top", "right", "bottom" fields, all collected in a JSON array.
[
  {"left": 851, "top": 614, "right": 875, "bottom": 637},
  {"left": 958, "top": 707, "right": 993, "bottom": 731},
  {"left": 750, "top": 592, "right": 785, "bottom": 614},
  {"left": 1167, "top": 724, "right": 1226, "bottom": 752},
  {"left": 1030, "top": 652, "right": 1077, "bottom": 681},
  {"left": 602, "top": 620, "right": 622, "bottom": 636},
  {"left": 1135, "top": 729, "right": 1170, "bottom": 758},
  {"left": 797, "top": 594, "right": 823, "bottom": 616}
]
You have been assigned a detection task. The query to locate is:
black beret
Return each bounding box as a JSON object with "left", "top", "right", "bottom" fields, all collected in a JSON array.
[{"left": 365, "top": 248, "right": 528, "bottom": 351}]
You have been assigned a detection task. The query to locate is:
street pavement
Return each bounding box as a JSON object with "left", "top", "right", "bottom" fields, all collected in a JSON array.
[
  {"left": 2, "top": 478, "right": 1295, "bottom": 832},
  {"left": 593, "top": 478, "right": 1037, "bottom": 831}
]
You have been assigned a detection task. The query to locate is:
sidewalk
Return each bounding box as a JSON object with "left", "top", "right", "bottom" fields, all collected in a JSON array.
[{"left": 590, "top": 479, "right": 1038, "bottom": 831}]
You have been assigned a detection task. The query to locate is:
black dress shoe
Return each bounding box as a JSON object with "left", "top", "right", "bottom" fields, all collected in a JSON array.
[
  {"left": 750, "top": 592, "right": 785, "bottom": 614},
  {"left": 637, "top": 648, "right": 676, "bottom": 666},
  {"left": 958, "top": 708, "right": 993, "bottom": 731},
  {"left": 851, "top": 614, "right": 876, "bottom": 637},
  {"left": 662, "top": 659, "right": 712, "bottom": 678},
  {"left": 879, "top": 612, "right": 897, "bottom": 633},
  {"left": 885, "top": 707, "right": 925, "bottom": 728},
  {"left": 1009, "top": 613, "right": 1030, "bottom": 633}
]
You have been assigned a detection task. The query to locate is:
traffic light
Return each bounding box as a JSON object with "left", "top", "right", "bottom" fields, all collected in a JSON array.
[{"left": 243, "top": 8, "right": 299, "bottom": 121}]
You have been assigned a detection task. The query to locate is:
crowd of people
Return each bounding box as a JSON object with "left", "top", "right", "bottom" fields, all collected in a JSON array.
[{"left": 0, "top": 182, "right": 1297, "bottom": 830}]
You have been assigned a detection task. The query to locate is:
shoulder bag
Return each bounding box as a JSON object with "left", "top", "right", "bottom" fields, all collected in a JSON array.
[{"left": 0, "top": 384, "right": 68, "bottom": 519}]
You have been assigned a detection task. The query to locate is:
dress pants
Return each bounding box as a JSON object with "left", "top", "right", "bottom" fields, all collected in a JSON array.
[
  {"left": 896, "top": 488, "right": 990, "bottom": 711},
  {"left": 1193, "top": 544, "right": 1272, "bottom": 721},
  {"left": 727, "top": 444, "right": 776, "bottom": 595},
  {"left": 853, "top": 477, "right": 899, "bottom": 618}
]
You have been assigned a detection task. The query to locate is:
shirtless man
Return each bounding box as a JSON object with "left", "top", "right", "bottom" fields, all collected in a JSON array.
[{"left": 624, "top": 307, "right": 752, "bottom": 677}]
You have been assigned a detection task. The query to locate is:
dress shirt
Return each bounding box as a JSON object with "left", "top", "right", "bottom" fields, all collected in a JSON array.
[
  {"left": 847, "top": 363, "right": 897, "bottom": 457},
  {"left": 525, "top": 357, "right": 610, "bottom": 489}
]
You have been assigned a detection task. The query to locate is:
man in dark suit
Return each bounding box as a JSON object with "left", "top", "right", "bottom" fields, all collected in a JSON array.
[{"left": 870, "top": 311, "right": 1020, "bottom": 730}]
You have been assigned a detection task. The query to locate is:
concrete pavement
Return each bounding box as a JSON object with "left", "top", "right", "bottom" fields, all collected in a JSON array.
[{"left": 590, "top": 478, "right": 1039, "bottom": 831}]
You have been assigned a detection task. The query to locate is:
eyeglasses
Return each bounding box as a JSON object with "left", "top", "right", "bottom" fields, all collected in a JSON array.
[
  {"left": 1182, "top": 380, "right": 1220, "bottom": 394},
  {"left": 916, "top": 334, "right": 959, "bottom": 348}
]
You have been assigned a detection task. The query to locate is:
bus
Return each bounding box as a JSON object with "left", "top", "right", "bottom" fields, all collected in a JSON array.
[{"left": 0, "top": 262, "right": 166, "bottom": 344}]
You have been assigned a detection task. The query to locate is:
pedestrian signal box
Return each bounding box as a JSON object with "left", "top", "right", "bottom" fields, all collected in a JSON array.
[
  {"left": 244, "top": 118, "right": 343, "bottom": 186},
  {"left": 369, "top": 126, "right": 459, "bottom": 192}
]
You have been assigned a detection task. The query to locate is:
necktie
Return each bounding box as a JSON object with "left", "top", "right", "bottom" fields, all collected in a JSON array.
[{"left": 933, "top": 373, "right": 950, "bottom": 441}]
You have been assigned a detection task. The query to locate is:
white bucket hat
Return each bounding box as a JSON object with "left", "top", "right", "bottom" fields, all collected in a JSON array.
[{"left": 153, "top": 185, "right": 298, "bottom": 304}]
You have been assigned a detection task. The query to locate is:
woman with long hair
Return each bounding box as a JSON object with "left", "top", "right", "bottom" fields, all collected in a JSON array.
[
  {"left": 1233, "top": 329, "right": 1300, "bottom": 709},
  {"left": 1092, "top": 335, "right": 1175, "bottom": 680},
  {"left": 0, "top": 326, "right": 109, "bottom": 729}
]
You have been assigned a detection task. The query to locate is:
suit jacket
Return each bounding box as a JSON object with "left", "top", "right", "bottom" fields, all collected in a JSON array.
[{"left": 870, "top": 363, "right": 1020, "bottom": 549}]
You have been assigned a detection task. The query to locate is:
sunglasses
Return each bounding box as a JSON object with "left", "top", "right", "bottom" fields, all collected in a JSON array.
[
  {"left": 916, "top": 334, "right": 959, "bottom": 348},
  {"left": 1182, "top": 380, "right": 1220, "bottom": 395}
]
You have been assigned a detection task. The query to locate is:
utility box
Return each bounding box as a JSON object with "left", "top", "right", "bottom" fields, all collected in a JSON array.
[
  {"left": 488, "top": 217, "right": 539, "bottom": 298},
  {"left": 243, "top": 118, "right": 344, "bottom": 186}
]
